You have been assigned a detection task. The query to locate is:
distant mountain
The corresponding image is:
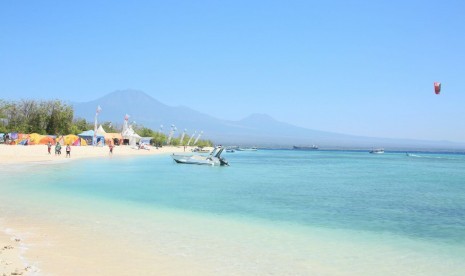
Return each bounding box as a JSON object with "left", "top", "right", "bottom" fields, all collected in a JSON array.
[{"left": 73, "top": 90, "right": 465, "bottom": 150}]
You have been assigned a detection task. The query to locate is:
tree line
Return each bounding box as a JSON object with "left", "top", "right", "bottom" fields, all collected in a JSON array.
[{"left": 0, "top": 99, "right": 213, "bottom": 147}]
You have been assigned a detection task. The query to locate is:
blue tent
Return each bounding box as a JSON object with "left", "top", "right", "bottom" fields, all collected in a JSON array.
[{"left": 78, "top": 130, "right": 105, "bottom": 146}]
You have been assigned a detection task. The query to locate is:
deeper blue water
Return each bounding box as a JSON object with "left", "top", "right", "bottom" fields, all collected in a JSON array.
[{"left": 2, "top": 149, "right": 465, "bottom": 274}]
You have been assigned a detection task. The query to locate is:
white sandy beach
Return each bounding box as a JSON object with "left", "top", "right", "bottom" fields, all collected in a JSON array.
[
  {"left": 0, "top": 144, "right": 197, "bottom": 165},
  {"left": 0, "top": 144, "right": 209, "bottom": 275}
]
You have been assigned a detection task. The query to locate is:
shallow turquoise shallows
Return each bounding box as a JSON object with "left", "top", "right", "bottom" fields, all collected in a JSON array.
[{"left": 2, "top": 150, "right": 465, "bottom": 275}]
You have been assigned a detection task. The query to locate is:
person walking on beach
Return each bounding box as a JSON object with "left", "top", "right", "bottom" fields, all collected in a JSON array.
[
  {"left": 47, "top": 142, "right": 52, "bottom": 155},
  {"left": 109, "top": 144, "right": 114, "bottom": 155},
  {"left": 66, "top": 144, "right": 71, "bottom": 158},
  {"left": 55, "top": 142, "right": 61, "bottom": 156}
]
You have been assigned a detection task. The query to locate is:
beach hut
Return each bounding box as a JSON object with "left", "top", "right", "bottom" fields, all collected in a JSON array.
[{"left": 104, "top": 133, "right": 123, "bottom": 145}]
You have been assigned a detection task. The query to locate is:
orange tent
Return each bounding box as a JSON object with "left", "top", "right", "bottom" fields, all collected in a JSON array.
[{"left": 39, "top": 136, "right": 56, "bottom": 145}]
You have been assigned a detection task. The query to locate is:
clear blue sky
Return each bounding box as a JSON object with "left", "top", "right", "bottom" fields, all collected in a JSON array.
[{"left": 1, "top": 1, "right": 464, "bottom": 141}]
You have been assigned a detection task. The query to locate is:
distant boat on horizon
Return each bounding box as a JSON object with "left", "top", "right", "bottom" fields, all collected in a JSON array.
[
  {"left": 236, "top": 147, "right": 258, "bottom": 151},
  {"left": 369, "top": 148, "right": 385, "bottom": 154},
  {"left": 293, "top": 145, "right": 318, "bottom": 150}
]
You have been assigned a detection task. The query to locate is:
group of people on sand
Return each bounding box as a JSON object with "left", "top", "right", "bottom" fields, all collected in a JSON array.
[
  {"left": 47, "top": 141, "right": 114, "bottom": 157},
  {"left": 47, "top": 141, "right": 71, "bottom": 157}
]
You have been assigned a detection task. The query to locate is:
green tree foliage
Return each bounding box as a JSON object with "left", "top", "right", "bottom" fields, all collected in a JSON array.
[
  {"left": 70, "top": 118, "right": 93, "bottom": 135},
  {"left": 151, "top": 132, "right": 167, "bottom": 147},
  {"left": 0, "top": 100, "right": 8, "bottom": 133},
  {"left": 0, "top": 99, "right": 74, "bottom": 135},
  {"left": 170, "top": 137, "right": 180, "bottom": 146},
  {"left": 195, "top": 139, "right": 214, "bottom": 148},
  {"left": 0, "top": 99, "right": 216, "bottom": 146},
  {"left": 137, "top": 127, "right": 155, "bottom": 137},
  {"left": 45, "top": 101, "right": 74, "bottom": 135}
]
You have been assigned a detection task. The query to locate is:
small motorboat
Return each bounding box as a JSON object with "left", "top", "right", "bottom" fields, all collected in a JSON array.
[
  {"left": 172, "top": 146, "right": 229, "bottom": 166},
  {"left": 369, "top": 148, "right": 385, "bottom": 154}
]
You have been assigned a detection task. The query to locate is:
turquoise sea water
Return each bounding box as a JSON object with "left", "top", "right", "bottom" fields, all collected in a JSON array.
[{"left": 1, "top": 150, "right": 465, "bottom": 275}]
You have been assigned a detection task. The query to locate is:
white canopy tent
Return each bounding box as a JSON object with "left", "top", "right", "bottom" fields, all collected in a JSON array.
[
  {"left": 122, "top": 126, "right": 141, "bottom": 147},
  {"left": 96, "top": 125, "right": 107, "bottom": 136}
]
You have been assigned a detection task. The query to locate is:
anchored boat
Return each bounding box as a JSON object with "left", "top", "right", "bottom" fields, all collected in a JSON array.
[
  {"left": 369, "top": 148, "right": 385, "bottom": 154},
  {"left": 172, "top": 146, "right": 229, "bottom": 166}
]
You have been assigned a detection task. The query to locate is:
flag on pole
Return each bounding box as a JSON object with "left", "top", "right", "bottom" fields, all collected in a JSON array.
[{"left": 93, "top": 105, "right": 101, "bottom": 146}]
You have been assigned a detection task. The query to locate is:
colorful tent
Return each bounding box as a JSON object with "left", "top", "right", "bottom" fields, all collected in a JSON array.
[
  {"left": 65, "top": 135, "right": 78, "bottom": 145},
  {"left": 78, "top": 130, "right": 105, "bottom": 146},
  {"left": 39, "top": 136, "right": 56, "bottom": 145},
  {"left": 28, "top": 133, "right": 44, "bottom": 145},
  {"left": 13, "top": 133, "right": 30, "bottom": 145},
  {"left": 71, "top": 138, "right": 87, "bottom": 146},
  {"left": 9, "top": 133, "right": 18, "bottom": 140},
  {"left": 57, "top": 134, "right": 83, "bottom": 146}
]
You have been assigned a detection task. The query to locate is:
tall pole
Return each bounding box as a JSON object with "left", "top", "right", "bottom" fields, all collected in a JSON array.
[
  {"left": 123, "top": 114, "right": 130, "bottom": 133},
  {"left": 93, "top": 105, "right": 102, "bottom": 146},
  {"left": 187, "top": 131, "right": 196, "bottom": 146},
  {"left": 179, "top": 129, "right": 187, "bottom": 145},
  {"left": 167, "top": 124, "right": 176, "bottom": 145},
  {"left": 193, "top": 131, "right": 203, "bottom": 145}
]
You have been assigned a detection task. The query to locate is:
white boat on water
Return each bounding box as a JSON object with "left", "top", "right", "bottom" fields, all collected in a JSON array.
[
  {"left": 172, "top": 146, "right": 229, "bottom": 166},
  {"left": 369, "top": 148, "right": 385, "bottom": 154},
  {"left": 236, "top": 147, "right": 258, "bottom": 151}
]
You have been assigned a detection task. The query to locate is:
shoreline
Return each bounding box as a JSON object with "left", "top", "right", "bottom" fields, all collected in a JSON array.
[
  {"left": 0, "top": 144, "right": 205, "bottom": 275},
  {"left": 0, "top": 227, "right": 33, "bottom": 275},
  {"left": 0, "top": 144, "right": 200, "bottom": 165}
]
